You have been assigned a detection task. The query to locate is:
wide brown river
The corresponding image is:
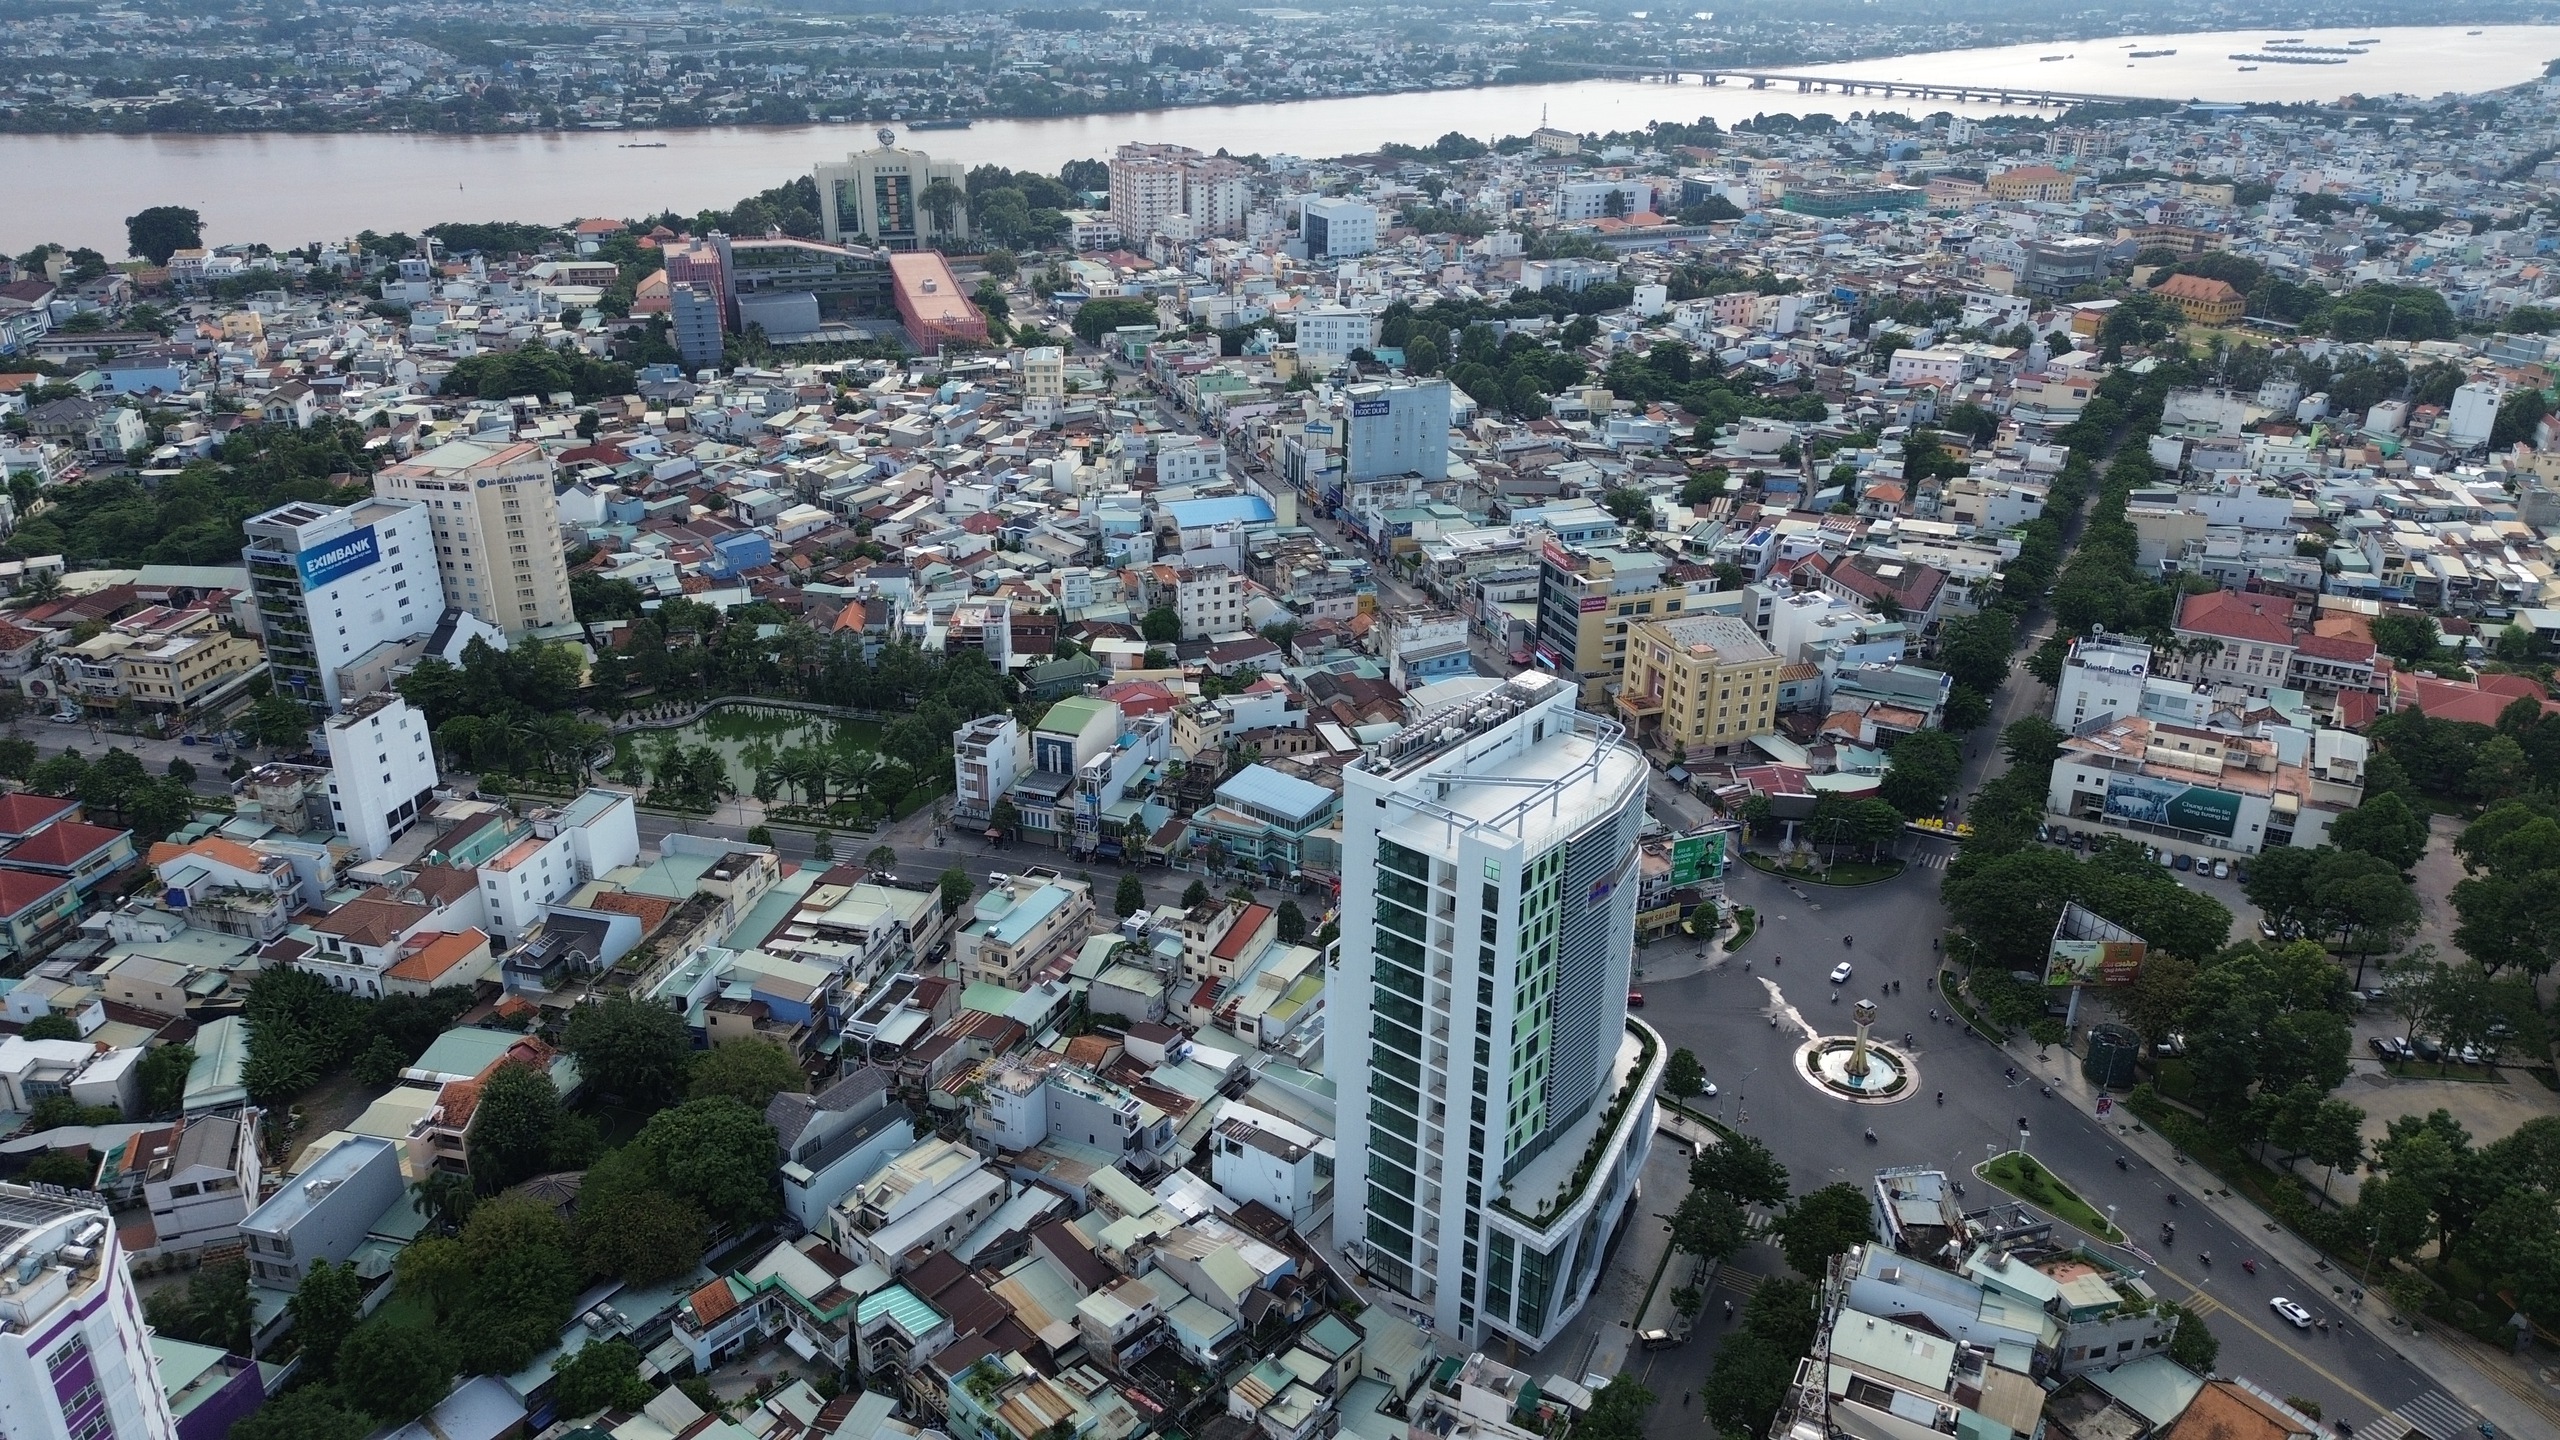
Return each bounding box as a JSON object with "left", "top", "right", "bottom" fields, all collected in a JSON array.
[{"left": 8, "top": 24, "right": 2557, "bottom": 254}]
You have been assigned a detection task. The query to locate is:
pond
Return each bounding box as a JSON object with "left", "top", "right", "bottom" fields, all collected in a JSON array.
[{"left": 610, "top": 703, "right": 884, "bottom": 796}]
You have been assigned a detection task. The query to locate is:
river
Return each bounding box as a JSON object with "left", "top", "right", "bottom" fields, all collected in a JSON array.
[{"left": 8, "top": 23, "right": 2558, "bottom": 255}]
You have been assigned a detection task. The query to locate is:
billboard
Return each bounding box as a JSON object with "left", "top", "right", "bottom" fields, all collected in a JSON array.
[
  {"left": 296, "top": 524, "right": 381, "bottom": 592},
  {"left": 2045, "top": 901, "right": 2148, "bottom": 987},
  {"left": 1352, "top": 398, "right": 1391, "bottom": 418},
  {"left": 1670, "top": 832, "right": 1724, "bottom": 885},
  {"left": 2101, "top": 774, "right": 2240, "bottom": 839}
]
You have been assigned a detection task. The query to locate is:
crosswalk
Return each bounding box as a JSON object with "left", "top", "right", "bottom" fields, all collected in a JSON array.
[
  {"left": 1908, "top": 849, "right": 1952, "bottom": 870},
  {"left": 2377, "top": 1389, "right": 2484, "bottom": 1440}
]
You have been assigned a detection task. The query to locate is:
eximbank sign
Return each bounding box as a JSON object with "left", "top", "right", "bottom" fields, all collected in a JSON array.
[{"left": 296, "top": 525, "right": 381, "bottom": 591}]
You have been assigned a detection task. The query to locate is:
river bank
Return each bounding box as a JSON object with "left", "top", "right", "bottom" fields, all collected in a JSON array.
[{"left": 6, "top": 23, "right": 2557, "bottom": 255}]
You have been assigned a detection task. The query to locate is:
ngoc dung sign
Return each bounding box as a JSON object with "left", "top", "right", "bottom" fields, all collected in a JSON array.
[{"left": 296, "top": 525, "right": 380, "bottom": 591}]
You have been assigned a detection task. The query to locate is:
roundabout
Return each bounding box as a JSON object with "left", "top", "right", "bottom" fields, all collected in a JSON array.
[{"left": 1795, "top": 999, "right": 1918, "bottom": 1104}]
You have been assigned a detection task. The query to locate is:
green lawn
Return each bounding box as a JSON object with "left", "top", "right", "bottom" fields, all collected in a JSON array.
[{"left": 1979, "top": 1152, "right": 2123, "bottom": 1240}]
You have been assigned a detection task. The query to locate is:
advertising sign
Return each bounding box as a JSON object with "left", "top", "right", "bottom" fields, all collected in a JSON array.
[
  {"left": 1670, "top": 833, "right": 1725, "bottom": 886},
  {"left": 1352, "top": 398, "right": 1391, "bottom": 418},
  {"left": 2044, "top": 900, "right": 2149, "bottom": 987},
  {"left": 295, "top": 524, "right": 381, "bottom": 592},
  {"left": 2101, "top": 774, "right": 2240, "bottom": 839}
]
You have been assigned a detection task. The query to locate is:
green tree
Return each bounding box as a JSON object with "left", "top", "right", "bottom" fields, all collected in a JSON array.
[
  {"left": 467, "top": 1059, "right": 574, "bottom": 1193},
  {"left": 1691, "top": 1131, "right": 1791, "bottom": 1208},
  {"left": 940, "top": 866, "right": 974, "bottom": 918},
  {"left": 2328, "top": 793, "right": 2429, "bottom": 873},
  {"left": 143, "top": 1259, "right": 250, "bottom": 1353},
  {"left": 2369, "top": 612, "right": 2442, "bottom": 666},
  {"left": 1703, "top": 1278, "right": 1819, "bottom": 1439},
  {"left": 226, "top": 1386, "right": 373, "bottom": 1440},
  {"left": 1275, "top": 899, "right": 1307, "bottom": 944},
  {"left": 1140, "top": 606, "right": 1182, "bottom": 644},
  {"left": 334, "top": 1320, "right": 456, "bottom": 1423},
  {"left": 20, "top": 1013, "right": 78, "bottom": 1041},
  {"left": 125, "top": 205, "right": 203, "bottom": 265},
  {"left": 1181, "top": 878, "right": 1210, "bottom": 908},
  {"left": 1115, "top": 873, "right": 1147, "bottom": 918},
  {"left": 1774, "top": 1182, "right": 1874, "bottom": 1276},
  {"left": 237, "top": 695, "right": 313, "bottom": 748},
  {"left": 576, "top": 1147, "right": 709, "bottom": 1285},
  {"left": 1663, "top": 1048, "right": 1706, "bottom": 1101},
  {"left": 288, "top": 1259, "right": 365, "bottom": 1377},
  {"left": 1669, "top": 1186, "right": 1748, "bottom": 1262},
  {"left": 1877, "top": 730, "right": 1962, "bottom": 819},
  {"left": 688, "top": 1039, "right": 805, "bottom": 1111},
  {"left": 2162, "top": 1301, "right": 2220, "bottom": 1371},
  {"left": 561, "top": 994, "right": 694, "bottom": 1109},
  {"left": 448, "top": 1196, "right": 583, "bottom": 1373},
  {"left": 552, "top": 1339, "right": 654, "bottom": 1417},
  {"left": 634, "top": 1097, "right": 782, "bottom": 1221}
]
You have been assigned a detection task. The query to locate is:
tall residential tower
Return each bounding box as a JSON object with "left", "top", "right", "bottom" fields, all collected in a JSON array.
[
  {"left": 0, "top": 1182, "right": 182, "bottom": 1440},
  {"left": 372, "top": 437, "right": 574, "bottom": 636},
  {"left": 1329, "top": 673, "right": 1664, "bottom": 1350}
]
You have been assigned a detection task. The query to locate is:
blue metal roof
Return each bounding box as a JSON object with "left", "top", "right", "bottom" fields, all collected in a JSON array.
[
  {"left": 1163, "top": 495, "right": 1275, "bottom": 528},
  {"left": 1215, "top": 764, "right": 1338, "bottom": 827}
]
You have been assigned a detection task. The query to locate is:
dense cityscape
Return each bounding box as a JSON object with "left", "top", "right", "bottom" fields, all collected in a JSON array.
[{"left": 17, "top": 9, "right": 2560, "bottom": 1440}]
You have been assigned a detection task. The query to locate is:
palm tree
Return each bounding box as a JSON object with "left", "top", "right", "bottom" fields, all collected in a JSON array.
[{"left": 832, "top": 750, "right": 883, "bottom": 809}]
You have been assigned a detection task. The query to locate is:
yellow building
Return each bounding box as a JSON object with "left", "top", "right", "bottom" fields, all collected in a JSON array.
[
  {"left": 2154, "top": 273, "right": 2247, "bottom": 326},
  {"left": 1614, "top": 614, "right": 1783, "bottom": 760},
  {"left": 1987, "top": 165, "right": 2077, "bottom": 203},
  {"left": 45, "top": 605, "right": 264, "bottom": 717},
  {"left": 1533, "top": 540, "right": 1726, "bottom": 705}
]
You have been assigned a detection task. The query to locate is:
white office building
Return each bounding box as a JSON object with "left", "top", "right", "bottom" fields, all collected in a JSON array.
[
  {"left": 1295, "top": 307, "right": 1378, "bottom": 375},
  {"left": 323, "top": 691, "right": 441, "bottom": 861},
  {"left": 475, "top": 789, "right": 643, "bottom": 944},
  {"left": 1343, "top": 379, "right": 1452, "bottom": 482},
  {"left": 243, "top": 496, "right": 441, "bottom": 710},
  {"left": 1329, "top": 673, "right": 1664, "bottom": 1350},
  {"left": 1556, "top": 180, "right": 1655, "bottom": 221},
  {"left": 0, "top": 1182, "right": 182, "bottom": 1440},
  {"left": 1298, "top": 197, "right": 1379, "bottom": 259},
  {"left": 2447, "top": 380, "right": 2502, "bottom": 449}
]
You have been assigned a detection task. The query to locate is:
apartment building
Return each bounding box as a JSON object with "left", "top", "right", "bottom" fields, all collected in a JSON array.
[
  {"left": 1614, "top": 614, "right": 1784, "bottom": 759},
  {"left": 1297, "top": 197, "right": 1378, "bottom": 259},
  {"left": 1109, "top": 144, "right": 1252, "bottom": 242},
  {"left": 322, "top": 692, "right": 439, "bottom": 861},
  {"left": 372, "top": 437, "right": 574, "bottom": 635},
  {"left": 953, "top": 871, "right": 1095, "bottom": 989}
]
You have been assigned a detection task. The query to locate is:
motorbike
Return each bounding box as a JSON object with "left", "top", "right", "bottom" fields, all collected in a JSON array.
[
  {"left": 1843, "top": 934, "right": 1853, "bottom": 947},
  {"left": 1863, "top": 1128, "right": 1877, "bottom": 1144},
  {"left": 2242, "top": 1259, "right": 2257, "bottom": 1276}
]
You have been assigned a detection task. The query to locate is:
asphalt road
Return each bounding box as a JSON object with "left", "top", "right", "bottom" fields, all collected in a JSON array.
[{"left": 1633, "top": 849, "right": 2484, "bottom": 1437}]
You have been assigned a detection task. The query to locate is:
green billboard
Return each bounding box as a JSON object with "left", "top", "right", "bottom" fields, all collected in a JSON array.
[{"left": 1670, "top": 832, "right": 1724, "bottom": 885}]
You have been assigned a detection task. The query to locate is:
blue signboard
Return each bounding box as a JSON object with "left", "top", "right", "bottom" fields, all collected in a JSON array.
[
  {"left": 296, "top": 524, "right": 380, "bottom": 591},
  {"left": 1352, "top": 399, "right": 1391, "bottom": 418}
]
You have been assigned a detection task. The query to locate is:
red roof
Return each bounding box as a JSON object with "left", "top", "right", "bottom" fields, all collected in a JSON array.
[
  {"left": 0, "top": 868, "right": 70, "bottom": 918},
  {"left": 2291, "top": 632, "right": 2373, "bottom": 663},
  {"left": 1212, "top": 905, "right": 1272, "bottom": 963},
  {"left": 2174, "top": 590, "right": 2294, "bottom": 646},
  {"left": 688, "top": 1278, "right": 741, "bottom": 1326},
  {"left": 0, "top": 793, "right": 77, "bottom": 839},
  {"left": 5, "top": 820, "right": 126, "bottom": 869}
]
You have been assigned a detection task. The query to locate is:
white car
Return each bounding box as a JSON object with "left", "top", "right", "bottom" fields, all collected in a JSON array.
[
  {"left": 1830, "top": 961, "right": 1854, "bottom": 985},
  {"left": 1701, "top": 1082, "right": 1718, "bottom": 1098},
  {"left": 2269, "top": 1297, "right": 2313, "bottom": 1329}
]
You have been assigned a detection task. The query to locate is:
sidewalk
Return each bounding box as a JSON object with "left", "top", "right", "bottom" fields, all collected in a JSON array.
[{"left": 2010, "top": 1031, "right": 2560, "bottom": 1437}]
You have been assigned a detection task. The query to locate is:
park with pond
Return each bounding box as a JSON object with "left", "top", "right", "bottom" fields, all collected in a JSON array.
[{"left": 605, "top": 703, "right": 941, "bottom": 825}]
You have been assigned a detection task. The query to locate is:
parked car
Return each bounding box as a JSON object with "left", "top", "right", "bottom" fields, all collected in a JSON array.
[
  {"left": 2458, "top": 1044, "right": 2483, "bottom": 1066},
  {"left": 2411, "top": 1035, "right": 2445, "bottom": 1063},
  {"left": 2232, "top": 863, "right": 2251, "bottom": 885},
  {"left": 2270, "top": 1298, "right": 2314, "bottom": 1329},
  {"left": 2211, "top": 858, "right": 2231, "bottom": 879},
  {"left": 1627, "top": 989, "right": 1645, "bottom": 1009},
  {"left": 2173, "top": 853, "right": 2194, "bottom": 872},
  {"left": 2369, "top": 1036, "right": 2407, "bottom": 1061}
]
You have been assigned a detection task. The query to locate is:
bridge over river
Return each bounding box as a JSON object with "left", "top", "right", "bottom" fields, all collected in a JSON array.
[{"left": 1550, "top": 62, "right": 2165, "bottom": 108}]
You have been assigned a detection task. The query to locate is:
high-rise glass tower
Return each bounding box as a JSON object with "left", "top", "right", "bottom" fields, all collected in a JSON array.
[{"left": 1330, "top": 673, "right": 1665, "bottom": 1349}]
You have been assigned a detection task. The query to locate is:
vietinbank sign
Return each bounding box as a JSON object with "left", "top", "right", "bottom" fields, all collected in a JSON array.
[{"left": 296, "top": 525, "right": 380, "bottom": 591}]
